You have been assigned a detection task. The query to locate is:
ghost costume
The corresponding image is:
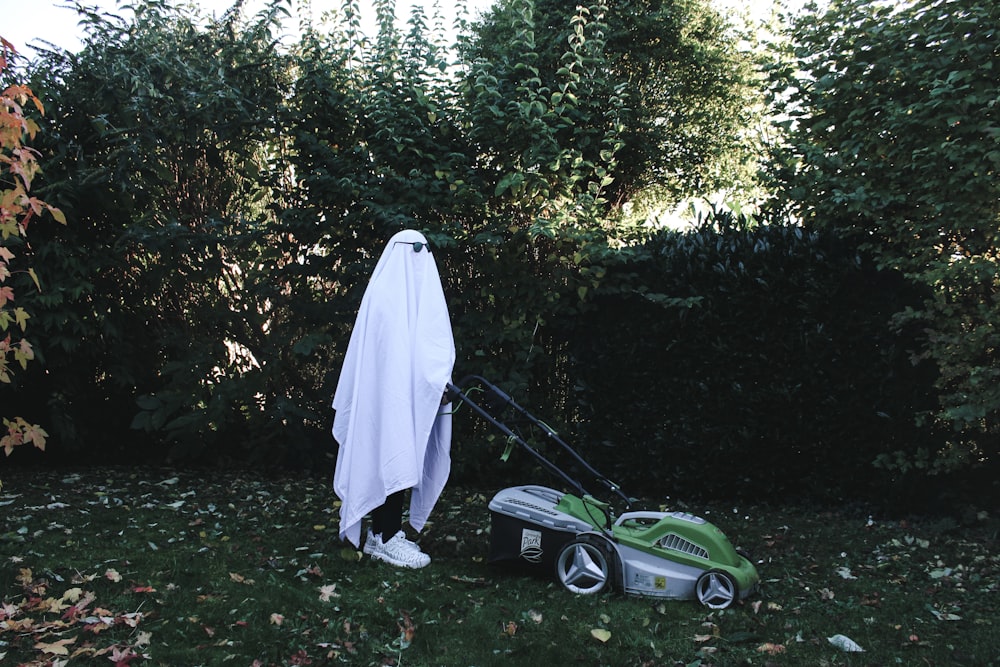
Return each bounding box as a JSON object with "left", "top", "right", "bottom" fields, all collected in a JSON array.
[{"left": 332, "top": 229, "right": 456, "bottom": 548}]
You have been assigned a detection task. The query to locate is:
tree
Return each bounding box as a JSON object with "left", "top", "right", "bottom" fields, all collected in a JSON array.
[
  {"left": 22, "top": 1, "right": 293, "bottom": 462},
  {"left": 0, "top": 36, "right": 63, "bottom": 468},
  {"left": 272, "top": 0, "right": 618, "bottom": 472},
  {"left": 769, "top": 0, "right": 1000, "bottom": 475},
  {"left": 465, "top": 0, "right": 763, "bottom": 210}
]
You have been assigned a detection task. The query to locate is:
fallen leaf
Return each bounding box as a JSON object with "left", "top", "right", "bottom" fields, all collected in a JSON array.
[
  {"left": 110, "top": 645, "right": 138, "bottom": 667},
  {"left": 861, "top": 592, "right": 881, "bottom": 607},
  {"left": 34, "top": 596, "right": 69, "bottom": 613},
  {"left": 398, "top": 610, "right": 416, "bottom": 648},
  {"left": 828, "top": 634, "right": 864, "bottom": 652},
  {"left": 296, "top": 565, "right": 323, "bottom": 578},
  {"left": 34, "top": 637, "right": 76, "bottom": 656},
  {"left": 120, "top": 611, "right": 143, "bottom": 627},
  {"left": 270, "top": 613, "right": 284, "bottom": 625},
  {"left": 757, "top": 642, "right": 786, "bottom": 655},
  {"left": 5, "top": 617, "right": 35, "bottom": 632},
  {"left": 339, "top": 547, "right": 362, "bottom": 562},
  {"left": 0, "top": 601, "right": 18, "bottom": 619},
  {"left": 318, "top": 584, "right": 340, "bottom": 602},
  {"left": 929, "top": 608, "right": 962, "bottom": 621},
  {"left": 60, "top": 587, "right": 84, "bottom": 603},
  {"left": 105, "top": 568, "right": 122, "bottom": 583},
  {"left": 591, "top": 628, "right": 611, "bottom": 643},
  {"left": 62, "top": 591, "right": 97, "bottom": 620}
]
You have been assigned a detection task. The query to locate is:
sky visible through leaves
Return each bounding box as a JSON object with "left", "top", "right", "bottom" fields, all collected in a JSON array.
[{"left": 3, "top": 0, "right": 805, "bottom": 59}]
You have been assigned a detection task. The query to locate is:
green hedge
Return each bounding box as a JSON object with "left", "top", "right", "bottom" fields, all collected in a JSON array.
[{"left": 537, "top": 219, "right": 944, "bottom": 505}]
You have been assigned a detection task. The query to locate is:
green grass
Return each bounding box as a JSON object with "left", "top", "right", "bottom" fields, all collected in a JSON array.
[{"left": 1, "top": 468, "right": 997, "bottom": 666}]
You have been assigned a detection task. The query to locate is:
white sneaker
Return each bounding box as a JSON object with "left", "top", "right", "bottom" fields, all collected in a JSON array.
[
  {"left": 365, "top": 529, "right": 423, "bottom": 553},
  {"left": 366, "top": 531, "right": 431, "bottom": 569}
]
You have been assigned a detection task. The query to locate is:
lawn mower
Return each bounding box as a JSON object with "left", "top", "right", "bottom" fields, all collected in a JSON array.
[{"left": 445, "top": 376, "right": 759, "bottom": 609}]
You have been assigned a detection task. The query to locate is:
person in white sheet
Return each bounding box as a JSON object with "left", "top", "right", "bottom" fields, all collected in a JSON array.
[{"left": 332, "top": 229, "right": 456, "bottom": 568}]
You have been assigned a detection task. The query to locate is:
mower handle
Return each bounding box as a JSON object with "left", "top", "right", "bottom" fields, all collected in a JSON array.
[{"left": 446, "top": 375, "right": 633, "bottom": 510}]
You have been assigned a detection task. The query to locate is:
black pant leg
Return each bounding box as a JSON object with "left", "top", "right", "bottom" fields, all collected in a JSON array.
[{"left": 371, "top": 490, "right": 405, "bottom": 538}]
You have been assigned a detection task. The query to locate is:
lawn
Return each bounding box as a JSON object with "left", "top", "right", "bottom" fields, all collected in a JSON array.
[{"left": 1, "top": 468, "right": 996, "bottom": 666}]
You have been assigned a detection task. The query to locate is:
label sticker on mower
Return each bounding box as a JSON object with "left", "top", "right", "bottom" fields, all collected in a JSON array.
[
  {"left": 633, "top": 573, "right": 668, "bottom": 591},
  {"left": 520, "top": 529, "right": 543, "bottom": 563}
]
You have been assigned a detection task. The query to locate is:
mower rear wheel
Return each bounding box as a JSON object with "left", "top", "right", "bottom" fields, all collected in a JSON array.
[
  {"left": 695, "top": 570, "right": 738, "bottom": 609},
  {"left": 555, "top": 536, "right": 617, "bottom": 595}
]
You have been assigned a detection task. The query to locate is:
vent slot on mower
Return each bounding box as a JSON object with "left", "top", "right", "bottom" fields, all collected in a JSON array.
[{"left": 660, "top": 533, "right": 710, "bottom": 560}]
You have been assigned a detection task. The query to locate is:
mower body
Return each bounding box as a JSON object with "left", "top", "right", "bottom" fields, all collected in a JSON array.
[{"left": 488, "top": 485, "right": 759, "bottom": 607}]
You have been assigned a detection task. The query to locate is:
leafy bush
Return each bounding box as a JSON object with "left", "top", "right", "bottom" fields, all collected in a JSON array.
[
  {"left": 767, "top": 0, "right": 1000, "bottom": 478},
  {"left": 7, "top": 0, "right": 988, "bottom": 510},
  {"left": 554, "top": 214, "right": 942, "bottom": 505}
]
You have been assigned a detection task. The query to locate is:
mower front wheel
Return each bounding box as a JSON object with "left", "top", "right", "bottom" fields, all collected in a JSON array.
[
  {"left": 555, "top": 535, "right": 618, "bottom": 595},
  {"left": 695, "top": 570, "right": 738, "bottom": 609}
]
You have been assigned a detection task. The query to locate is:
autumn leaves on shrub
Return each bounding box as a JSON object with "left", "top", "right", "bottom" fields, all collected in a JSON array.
[{"left": 0, "top": 36, "right": 64, "bottom": 465}]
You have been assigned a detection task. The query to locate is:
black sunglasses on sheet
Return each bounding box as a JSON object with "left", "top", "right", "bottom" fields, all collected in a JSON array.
[{"left": 394, "top": 241, "right": 430, "bottom": 253}]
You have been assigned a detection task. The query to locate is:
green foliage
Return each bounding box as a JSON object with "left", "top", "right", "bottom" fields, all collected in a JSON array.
[
  {"left": 554, "top": 212, "right": 941, "bottom": 504},
  {"left": 8, "top": 0, "right": 981, "bottom": 508},
  {"left": 273, "top": 0, "right": 629, "bottom": 475},
  {"left": 768, "top": 0, "right": 1000, "bottom": 475},
  {"left": 464, "top": 0, "right": 625, "bottom": 217},
  {"left": 14, "top": 0, "right": 635, "bottom": 470},
  {"left": 466, "top": 0, "right": 764, "bottom": 208},
  {"left": 21, "top": 0, "right": 295, "bottom": 463}
]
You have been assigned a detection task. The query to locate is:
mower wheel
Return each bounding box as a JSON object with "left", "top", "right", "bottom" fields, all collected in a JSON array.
[
  {"left": 695, "top": 570, "right": 738, "bottom": 609},
  {"left": 555, "top": 535, "right": 617, "bottom": 595}
]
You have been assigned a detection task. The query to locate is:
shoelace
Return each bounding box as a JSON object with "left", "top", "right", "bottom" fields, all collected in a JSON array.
[
  {"left": 367, "top": 530, "right": 422, "bottom": 553},
  {"left": 386, "top": 531, "right": 423, "bottom": 553}
]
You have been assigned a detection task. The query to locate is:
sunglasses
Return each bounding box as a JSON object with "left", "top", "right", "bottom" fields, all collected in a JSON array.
[{"left": 394, "top": 241, "right": 431, "bottom": 253}]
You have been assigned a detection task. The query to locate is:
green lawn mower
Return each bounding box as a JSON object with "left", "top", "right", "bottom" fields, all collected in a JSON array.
[{"left": 446, "top": 376, "right": 760, "bottom": 609}]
